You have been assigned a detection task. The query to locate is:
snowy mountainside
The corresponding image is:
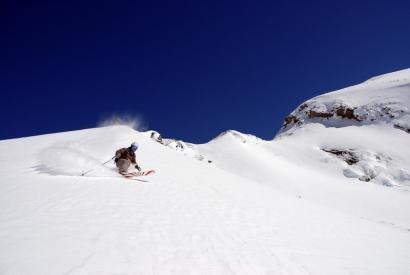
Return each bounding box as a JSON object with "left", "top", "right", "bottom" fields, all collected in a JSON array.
[
  {"left": 141, "top": 69, "right": 410, "bottom": 187},
  {"left": 143, "top": 129, "right": 262, "bottom": 163},
  {"left": 1, "top": 125, "right": 410, "bottom": 275},
  {"left": 270, "top": 68, "right": 410, "bottom": 186},
  {"left": 280, "top": 68, "right": 410, "bottom": 133}
]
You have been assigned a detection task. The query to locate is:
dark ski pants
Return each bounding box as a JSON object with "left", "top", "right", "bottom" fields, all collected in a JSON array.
[{"left": 116, "top": 159, "right": 131, "bottom": 174}]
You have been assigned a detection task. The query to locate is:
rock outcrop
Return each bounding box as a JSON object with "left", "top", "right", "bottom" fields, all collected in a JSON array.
[{"left": 279, "top": 69, "right": 410, "bottom": 134}]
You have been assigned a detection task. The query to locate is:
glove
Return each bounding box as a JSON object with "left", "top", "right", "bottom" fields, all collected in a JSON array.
[{"left": 135, "top": 164, "right": 141, "bottom": 171}]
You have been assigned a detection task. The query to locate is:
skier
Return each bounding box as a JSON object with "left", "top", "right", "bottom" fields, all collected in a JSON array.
[{"left": 114, "top": 142, "right": 142, "bottom": 175}]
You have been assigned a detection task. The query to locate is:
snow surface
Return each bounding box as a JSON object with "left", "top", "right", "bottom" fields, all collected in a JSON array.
[{"left": 1, "top": 69, "right": 410, "bottom": 275}]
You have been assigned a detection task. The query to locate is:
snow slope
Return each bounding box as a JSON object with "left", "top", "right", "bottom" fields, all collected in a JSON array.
[{"left": 1, "top": 69, "right": 410, "bottom": 275}]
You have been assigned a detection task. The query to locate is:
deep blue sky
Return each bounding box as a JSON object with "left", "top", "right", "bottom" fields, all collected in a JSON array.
[{"left": 1, "top": 0, "right": 409, "bottom": 143}]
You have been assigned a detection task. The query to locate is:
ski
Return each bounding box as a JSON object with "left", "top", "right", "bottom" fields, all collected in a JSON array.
[{"left": 121, "top": 170, "right": 156, "bottom": 179}]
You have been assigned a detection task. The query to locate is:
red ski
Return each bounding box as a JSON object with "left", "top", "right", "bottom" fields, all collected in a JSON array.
[{"left": 122, "top": 170, "right": 156, "bottom": 178}]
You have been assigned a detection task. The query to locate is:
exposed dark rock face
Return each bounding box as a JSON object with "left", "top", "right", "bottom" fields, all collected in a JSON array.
[
  {"left": 287, "top": 104, "right": 363, "bottom": 126},
  {"left": 382, "top": 107, "right": 396, "bottom": 118},
  {"left": 394, "top": 124, "right": 410, "bottom": 133},
  {"left": 322, "top": 149, "right": 360, "bottom": 165},
  {"left": 283, "top": 115, "right": 300, "bottom": 128},
  {"left": 335, "top": 106, "right": 361, "bottom": 121},
  {"left": 279, "top": 101, "right": 408, "bottom": 132},
  {"left": 298, "top": 103, "right": 308, "bottom": 111},
  {"left": 359, "top": 175, "right": 371, "bottom": 182},
  {"left": 308, "top": 110, "right": 333, "bottom": 119}
]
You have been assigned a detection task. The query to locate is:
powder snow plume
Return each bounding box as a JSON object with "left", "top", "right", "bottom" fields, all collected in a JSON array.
[{"left": 97, "top": 114, "right": 147, "bottom": 131}]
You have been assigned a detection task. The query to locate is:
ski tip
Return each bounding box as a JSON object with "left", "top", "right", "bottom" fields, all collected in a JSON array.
[{"left": 122, "top": 169, "right": 156, "bottom": 178}]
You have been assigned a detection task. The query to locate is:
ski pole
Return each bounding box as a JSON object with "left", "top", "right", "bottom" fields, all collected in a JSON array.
[
  {"left": 81, "top": 156, "right": 115, "bottom": 176},
  {"left": 102, "top": 156, "right": 115, "bottom": 165}
]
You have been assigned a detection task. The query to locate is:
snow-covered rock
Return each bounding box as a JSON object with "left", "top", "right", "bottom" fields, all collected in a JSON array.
[
  {"left": 144, "top": 130, "right": 212, "bottom": 163},
  {"left": 275, "top": 68, "right": 410, "bottom": 186},
  {"left": 280, "top": 68, "right": 410, "bottom": 133}
]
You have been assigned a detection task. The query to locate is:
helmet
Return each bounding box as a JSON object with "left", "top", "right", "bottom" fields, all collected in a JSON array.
[{"left": 130, "top": 142, "right": 139, "bottom": 151}]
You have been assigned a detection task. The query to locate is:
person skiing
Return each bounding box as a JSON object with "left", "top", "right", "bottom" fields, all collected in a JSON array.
[{"left": 114, "top": 142, "right": 141, "bottom": 175}]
